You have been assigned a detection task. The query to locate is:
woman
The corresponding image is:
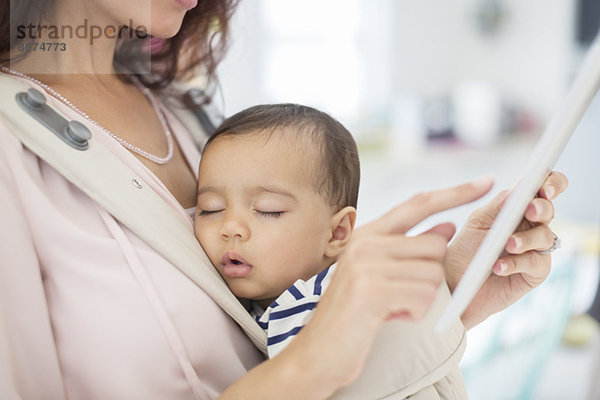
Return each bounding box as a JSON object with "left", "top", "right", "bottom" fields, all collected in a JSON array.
[{"left": 0, "top": 0, "right": 568, "bottom": 398}]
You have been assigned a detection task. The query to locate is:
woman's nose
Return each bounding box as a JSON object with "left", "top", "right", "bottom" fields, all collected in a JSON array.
[{"left": 219, "top": 213, "right": 250, "bottom": 242}]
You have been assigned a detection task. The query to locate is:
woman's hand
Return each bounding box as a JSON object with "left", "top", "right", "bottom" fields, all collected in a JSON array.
[
  {"left": 273, "top": 177, "right": 494, "bottom": 398},
  {"left": 445, "top": 171, "right": 569, "bottom": 329}
]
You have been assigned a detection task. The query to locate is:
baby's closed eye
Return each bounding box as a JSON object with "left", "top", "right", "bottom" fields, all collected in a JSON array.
[
  {"left": 254, "top": 210, "right": 285, "bottom": 218},
  {"left": 198, "top": 209, "right": 224, "bottom": 216}
]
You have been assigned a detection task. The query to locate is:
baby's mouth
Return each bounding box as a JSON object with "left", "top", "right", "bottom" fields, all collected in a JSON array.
[{"left": 221, "top": 251, "right": 253, "bottom": 278}]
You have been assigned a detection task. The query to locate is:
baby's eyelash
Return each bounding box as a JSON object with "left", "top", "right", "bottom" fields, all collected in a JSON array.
[
  {"left": 256, "top": 210, "right": 284, "bottom": 218},
  {"left": 198, "top": 210, "right": 223, "bottom": 216}
]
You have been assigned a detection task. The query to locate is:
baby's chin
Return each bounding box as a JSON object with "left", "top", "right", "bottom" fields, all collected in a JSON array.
[
  {"left": 227, "top": 282, "right": 276, "bottom": 307},
  {"left": 224, "top": 280, "right": 257, "bottom": 299}
]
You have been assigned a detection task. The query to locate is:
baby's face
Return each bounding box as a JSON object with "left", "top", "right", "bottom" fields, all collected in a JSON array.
[{"left": 194, "top": 132, "right": 335, "bottom": 307}]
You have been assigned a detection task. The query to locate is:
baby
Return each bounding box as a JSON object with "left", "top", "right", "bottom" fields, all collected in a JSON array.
[{"left": 194, "top": 103, "right": 360, "bottom": 357}]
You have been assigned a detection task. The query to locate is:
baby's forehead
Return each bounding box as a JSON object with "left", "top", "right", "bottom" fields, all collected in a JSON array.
[
  {"left": 201, "top": 128, "right": 327, "bottom": 194},
  {"left": 210, "top": 127, "right": 323, "bottom": 162}
]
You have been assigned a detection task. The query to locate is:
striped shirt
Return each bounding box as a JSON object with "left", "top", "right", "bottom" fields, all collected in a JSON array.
[{"left": 251, "top": 264, "right": 336, "bottom": 358}]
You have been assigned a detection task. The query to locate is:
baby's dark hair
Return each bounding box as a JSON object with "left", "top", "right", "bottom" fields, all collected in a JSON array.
[{"left": 204, "top": 104, "right": 360, "bottom": 209}]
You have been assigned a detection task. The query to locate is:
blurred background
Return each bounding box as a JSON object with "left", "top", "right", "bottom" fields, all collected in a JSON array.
[{"left": 213, "top": 0, "right": 600, "bottom": 398}]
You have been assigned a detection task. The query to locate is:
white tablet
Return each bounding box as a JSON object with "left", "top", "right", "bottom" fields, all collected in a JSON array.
[{"left": 435, "top": 33, "right": 600, "bottom": 332}]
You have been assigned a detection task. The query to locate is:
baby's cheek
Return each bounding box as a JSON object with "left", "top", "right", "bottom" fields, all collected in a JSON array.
[
  {"left": 196, "top": 231, "right": 216, "bottom": 261},
  {"left": 193, "top": 221, "right": 204, "bottom": 240}
]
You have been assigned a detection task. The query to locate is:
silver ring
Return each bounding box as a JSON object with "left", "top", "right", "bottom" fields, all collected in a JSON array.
[{"left": 535, "top": 232, "right": 561, "bottom": 255}]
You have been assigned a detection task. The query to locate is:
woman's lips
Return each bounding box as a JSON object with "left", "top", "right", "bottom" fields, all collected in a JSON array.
[
  {"left": 173, "top": 0, "right": 198, "bottom": 10},
  {"left": 221, "top": 251, "right": 253, "bottom": 278}
]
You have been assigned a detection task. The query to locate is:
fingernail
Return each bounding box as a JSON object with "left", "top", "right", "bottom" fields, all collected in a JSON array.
[
  {"left": 493, "top": 261, "right": 507, "bottom": 274},
  {"left": 510, "top": 236, "right": 522, "bottom": 250},
  {"left": 527, "top": 203, "right": 538, "bottom": 217},
  {"left": 543, "top": 185, "right": 555, "bottom": 199},
  {"left": 473, "top": 175, "right": 494, "bottom": 189}
]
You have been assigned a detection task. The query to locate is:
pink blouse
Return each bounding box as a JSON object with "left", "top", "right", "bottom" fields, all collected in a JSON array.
[{"left": 0, "top": 75, "right": 264, "bottom": 400}]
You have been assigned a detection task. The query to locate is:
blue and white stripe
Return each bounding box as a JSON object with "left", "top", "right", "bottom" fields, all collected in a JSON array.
[{"left": 251, "top": 264, "right": 336, "bottom": 358}]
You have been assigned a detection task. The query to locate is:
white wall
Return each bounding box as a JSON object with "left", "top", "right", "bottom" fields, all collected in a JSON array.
[
  {"left": 391, "top": 0, "right": 576, "bottom": 120},
  {"left": 220, "top": 0, "right": 579, "bottom": 121},
  {"left": 215, "top": 0, "right": 265, "bottom": 116}
]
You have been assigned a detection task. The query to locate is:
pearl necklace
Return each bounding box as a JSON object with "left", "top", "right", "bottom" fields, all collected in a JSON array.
[{"left": 1, "top": 66, "right": 174, "bottom": 165}]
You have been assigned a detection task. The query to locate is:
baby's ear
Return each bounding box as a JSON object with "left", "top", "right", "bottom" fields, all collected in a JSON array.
[{"left": 324, "top": 206, "right": 357, "bottom": 258}]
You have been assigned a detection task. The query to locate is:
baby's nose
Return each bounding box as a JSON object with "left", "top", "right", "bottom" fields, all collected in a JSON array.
[{"left": 219, "top": 215, "right": 250, "bottom": 241}]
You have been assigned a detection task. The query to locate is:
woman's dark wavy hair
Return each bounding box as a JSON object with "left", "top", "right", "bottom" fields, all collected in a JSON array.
[{"left": 0, "top": 0, "right": 239, "bottom": 95}]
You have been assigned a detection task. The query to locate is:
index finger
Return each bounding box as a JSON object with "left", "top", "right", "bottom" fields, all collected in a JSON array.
[{"left": 371, "top": 176, "right": 494, "bottom": 235}]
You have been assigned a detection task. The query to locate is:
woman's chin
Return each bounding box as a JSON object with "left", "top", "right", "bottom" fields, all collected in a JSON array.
[
  {"left": 139, "top": 12, "right": 185, "bottom": 39},
  {"left": 148, "top": 24, "right": 184, "bottom": 39}
]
